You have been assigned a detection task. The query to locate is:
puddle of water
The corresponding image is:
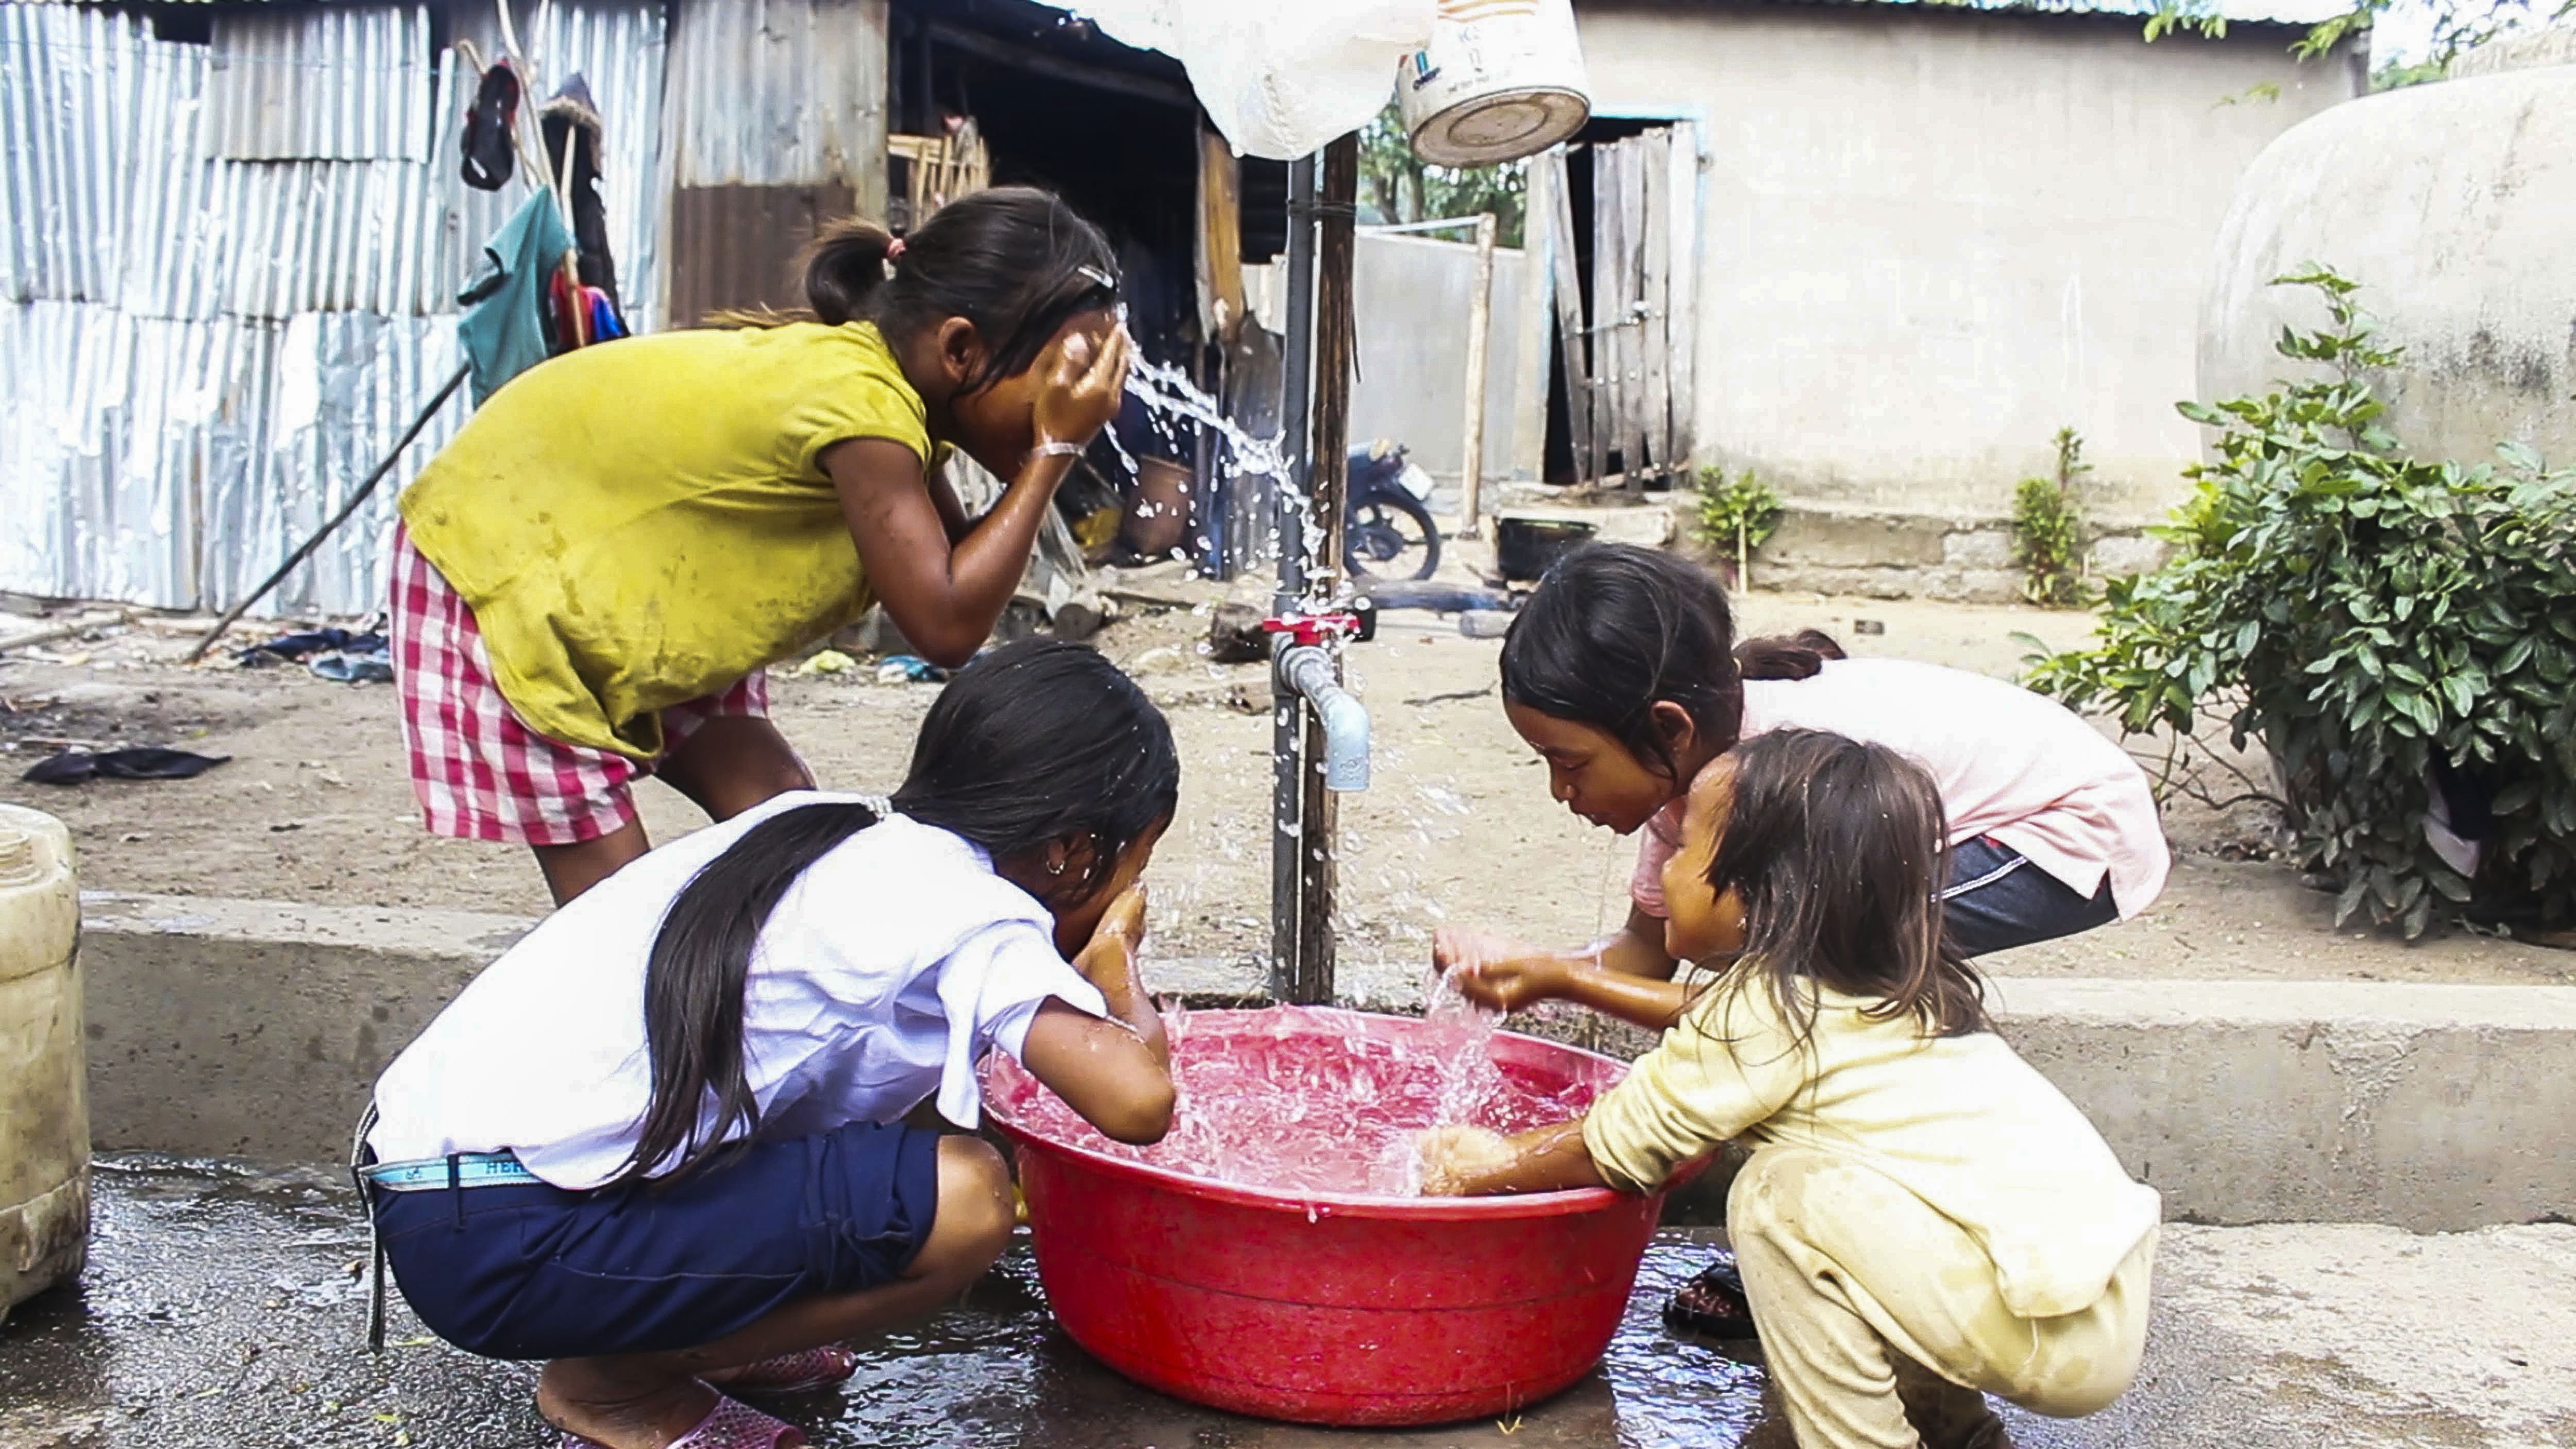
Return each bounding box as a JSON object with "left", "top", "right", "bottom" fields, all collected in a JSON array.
[
  {"left": 809, "top": 1232, "right": 1769, "bottom": 1448},
  {"left": 1606, "top": 1237, "right": 1771, "bottom": 1448},
  {"left": 16, "top": 1162, "right": 1772, "bottom": 1448}
]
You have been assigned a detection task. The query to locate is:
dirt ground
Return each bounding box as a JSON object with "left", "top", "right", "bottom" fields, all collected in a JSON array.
[{"left": 3, "top": 582, "right": 2570, "bottom": 987}]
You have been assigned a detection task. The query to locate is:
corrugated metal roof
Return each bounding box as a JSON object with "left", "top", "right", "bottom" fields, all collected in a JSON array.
[{"left": 2, "top": 0, "right": 669, "bottom": 612}]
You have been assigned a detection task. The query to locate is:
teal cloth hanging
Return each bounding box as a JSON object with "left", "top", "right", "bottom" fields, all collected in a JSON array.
[{"left": 456, "top": 192, "right": 578, "bottom": 405}]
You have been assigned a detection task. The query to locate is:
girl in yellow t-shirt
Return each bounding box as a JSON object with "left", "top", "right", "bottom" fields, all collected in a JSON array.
[
  {"left": 1419, "top": 729, "right": 2158, "bottom": 1449},
  {"left": 391, "top": 187, "right": 1133, "bottom": 903}
]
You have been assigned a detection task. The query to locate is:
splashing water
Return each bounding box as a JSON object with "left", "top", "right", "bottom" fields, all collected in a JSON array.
[
  {"left": 1422, "top": 968, "right": 1507, "bottom": 1130},
  {"left": 992, "top": 1003, "right": 1598, "bottom": 1199},
  {"left": 1116, "top": 356, "right": 1345, "bottom": 589},
  {"left": 1124, "top": 356, "right": 1288, "bottom": 481}
]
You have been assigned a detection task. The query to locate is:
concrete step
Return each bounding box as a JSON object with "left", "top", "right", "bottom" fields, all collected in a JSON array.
[
  {"left": 1746, "top": 498, "right": 2168, "bottom": 603},
  {"left": 76, "top": 893, "right": 2576, "bottom": 1231}
]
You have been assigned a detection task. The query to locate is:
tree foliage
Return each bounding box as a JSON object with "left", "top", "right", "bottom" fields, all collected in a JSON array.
[
  {"left": 1357, "top": 103, "right": 1527, "bottom": 246},
  {"left": 2147, "top": 0, "right": 2575, "bottom": 88},
  {"left": 2026, "top": 269, "right": 2576, "bottom": 938}
]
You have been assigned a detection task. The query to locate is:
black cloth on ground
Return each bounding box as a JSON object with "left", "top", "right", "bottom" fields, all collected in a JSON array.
[{"left": 23, "top": 747, "right": 232, "bottom": 785}]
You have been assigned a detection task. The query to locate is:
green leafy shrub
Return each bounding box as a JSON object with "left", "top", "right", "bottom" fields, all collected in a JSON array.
[
  {"left": 1694, "top": 467, "right": 1784, "bottom": 589},
  {"left": 2013, "top": 428, "right": 2091, "bottom": 607},
  {"left": 2026, "top": 268, "right": 2576, "bottom": 937}
]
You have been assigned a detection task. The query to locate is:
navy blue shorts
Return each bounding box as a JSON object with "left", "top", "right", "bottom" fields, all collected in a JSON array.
[
  {"left": 371, "top": 1119, "right": 942, "bottom": 1360},
  {"left": 1941, "top": 835, "right": 2121, "bottom": 958}
]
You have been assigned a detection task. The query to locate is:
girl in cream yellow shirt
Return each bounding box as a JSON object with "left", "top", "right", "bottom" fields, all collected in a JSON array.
[{"left": 1421, "top": 728, "right": 2159, "bottom": 1449}]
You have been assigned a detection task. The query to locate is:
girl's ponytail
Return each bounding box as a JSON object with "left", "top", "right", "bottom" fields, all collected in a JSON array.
[
  {"left": 803, "top": 219, "right": 894, "bottom": 326},
  {"left": 1735, "top": 628, "right": 1845, "bottom": 681},
  {"left": 611, "top": 800, "right": 882, "bottom": 1189}
]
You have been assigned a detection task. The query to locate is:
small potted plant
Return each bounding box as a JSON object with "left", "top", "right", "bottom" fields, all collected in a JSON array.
[{"left": 1693, "top": 467, "right": 1784, "bottom": 591}]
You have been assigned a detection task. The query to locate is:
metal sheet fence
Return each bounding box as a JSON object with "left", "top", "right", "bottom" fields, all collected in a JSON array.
[
  {"left": 0, "top": 0, "right": 665, "bottom": 615},
  {"left": 205, "top": 4, "right": 434, "bottom": 162},
  {"left": 665, "top": 0, "right": 888, "bottom": 193}
]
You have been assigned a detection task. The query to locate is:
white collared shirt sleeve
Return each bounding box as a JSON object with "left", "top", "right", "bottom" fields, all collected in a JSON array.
[{"left": 931, "top": 920, "right": 1110, "bottom": 1128}]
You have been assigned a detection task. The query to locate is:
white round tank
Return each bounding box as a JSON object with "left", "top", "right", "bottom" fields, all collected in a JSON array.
[
  {"left": 0, "top": 803, "right": 86, "bottom": 1322},
  {"left": 1398, "top": 0, "right": 1591, "bottom": 167},
  {"left": 2200, "top": 37, "right": 2576, "bottom": 465}
]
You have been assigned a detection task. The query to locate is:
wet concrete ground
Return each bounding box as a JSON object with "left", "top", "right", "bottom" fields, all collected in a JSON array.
[{"left": 5, "top": 1161, "right": 2573, "bottom": 1449}]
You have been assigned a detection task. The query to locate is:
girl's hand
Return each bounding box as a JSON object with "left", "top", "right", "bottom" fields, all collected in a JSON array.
[
  {"left": 1419, "top": 1120, "right": 1608, "bottom": 1197},
  {"left": 1031, "top": 323, "right": 1132, "bottom": 452},
  {"left": 1416, "top": 1125, "right": 1517, "bottom": 1197},
  {"left": 1433, "top": 927, "right": 1566, "bottom": 1013},
  {"left": 1066, "top": 883, "right": 1171, "bottom": 1077},
  {"left": 1074, "top": 885, "right": 1148, "bottom": 993},
  {"left": 1090, "top": 883, "right": 1148, "bottom": 953}
]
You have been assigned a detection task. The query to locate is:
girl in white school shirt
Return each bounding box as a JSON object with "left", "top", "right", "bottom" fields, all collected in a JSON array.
[{"left": 361, "top": 641, "right": 1179, "bottom": 1449}]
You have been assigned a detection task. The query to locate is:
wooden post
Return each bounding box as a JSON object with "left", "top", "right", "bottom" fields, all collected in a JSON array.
[{"left": 1457, "top": 211, "right": 1498, "bottom": 540}]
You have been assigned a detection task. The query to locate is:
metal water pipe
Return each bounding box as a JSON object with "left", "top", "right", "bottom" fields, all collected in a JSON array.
[{"left": 1269, "top": 137, "right": 1368, "bottom": 1007}]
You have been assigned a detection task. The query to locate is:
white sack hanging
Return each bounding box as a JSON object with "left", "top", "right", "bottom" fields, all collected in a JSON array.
[{"left": 1070, "top": 0, "right": 1436, "bottom": 159}]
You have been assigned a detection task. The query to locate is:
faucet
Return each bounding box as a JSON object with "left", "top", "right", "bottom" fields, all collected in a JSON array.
[{"left": 1276, "top": 643, "right": 1369, "bottom": 792}]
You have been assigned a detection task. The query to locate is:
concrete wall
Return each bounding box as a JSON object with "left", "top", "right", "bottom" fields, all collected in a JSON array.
[
  {"left": 80, "top": 896, "right": 2576, "bottom": 1232},
  {"left": 2201, "top": 52, "right": 2576, "bottom": 472},
  {"left": 1572, "top": 1, "right": 2360, "bottom": 527},
  {"left": 1249, "top": 233, "right": 1539, "bottom": 491},
  {"left": 80, "top": 894, "right": 524, "bottom": 1164},
  {"left": 1348, "top": 232, "right": 1531, "bottom": 490}
]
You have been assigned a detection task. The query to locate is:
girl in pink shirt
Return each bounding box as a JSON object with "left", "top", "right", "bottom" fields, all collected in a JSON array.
[{"left": 1433, "top": 541, "right": 2168, "bottom": 1338}]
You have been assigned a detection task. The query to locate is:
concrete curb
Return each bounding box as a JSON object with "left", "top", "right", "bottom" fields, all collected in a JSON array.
[
  {"left": 79, "top": 893, "right": 528, "bottom": 1164},
  {"left": 77, "top": 896, "right": 2576, "bottom": 1230}
]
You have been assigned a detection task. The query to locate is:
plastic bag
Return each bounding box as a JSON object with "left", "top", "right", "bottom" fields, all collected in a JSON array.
[{"left": 1070, "top": 0, "right": 1435, "bottom": 159}]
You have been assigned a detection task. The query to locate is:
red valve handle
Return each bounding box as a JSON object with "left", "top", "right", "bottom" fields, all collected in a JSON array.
[{"left": 1259, "top": 611, "right": 1362, "bottom": 649}]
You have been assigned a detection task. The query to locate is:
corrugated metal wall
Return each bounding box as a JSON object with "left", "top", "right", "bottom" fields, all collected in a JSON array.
[
  {"left": 0, "top": 1, "right": 667, "bottom": 616},
  {"left": 665, "top": 0, "right": 886, "bottom": 198},
  {"left": 205, "top": 5, "right": 435, "bottom": 162},
  {"left": 660, "top": 0, "right": 887, "bottom": 325}
]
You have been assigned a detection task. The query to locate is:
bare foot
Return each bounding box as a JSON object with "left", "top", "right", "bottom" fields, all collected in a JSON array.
[{"left": 536, "top": 1360, "right": 717, "bottom": 1449}]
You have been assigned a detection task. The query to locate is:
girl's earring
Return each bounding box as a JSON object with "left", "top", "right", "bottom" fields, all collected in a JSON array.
[{"left": 1048, "top": 860, "right": 1065, "bottom": 876}]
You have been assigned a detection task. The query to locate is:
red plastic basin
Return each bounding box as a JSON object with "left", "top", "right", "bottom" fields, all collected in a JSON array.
[{"left": 984, "top": 1007, "right": 1676, "bottom": 1426}]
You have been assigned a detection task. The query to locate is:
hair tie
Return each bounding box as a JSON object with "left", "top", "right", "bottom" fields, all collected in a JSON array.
[{"left": 886, "top": 237, "right": 907, "bottom": 263}]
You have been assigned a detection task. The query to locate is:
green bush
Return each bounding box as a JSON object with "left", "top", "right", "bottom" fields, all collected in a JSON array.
[
  {"left": 2026, "top": 268, "right": 2576, "bottom": 937},
  {"left": 1694, "top": 467, "right": 1784, "bottom": 588},
  {"left": 2012, "top": 428, "right": 2091, "bottom": 607}
]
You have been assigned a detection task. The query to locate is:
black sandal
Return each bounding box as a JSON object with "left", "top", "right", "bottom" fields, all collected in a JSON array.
[
  {"left": 1663, "top": 1250, "right": 1759, "bottom": 1340},
  {"left": 460, "top": 58, "right": 521, "bottom": 191}
]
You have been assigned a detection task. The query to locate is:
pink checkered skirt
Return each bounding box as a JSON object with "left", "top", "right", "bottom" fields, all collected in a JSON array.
[{"left": 388, "top": 527, "right": 767, "bottom": 845}]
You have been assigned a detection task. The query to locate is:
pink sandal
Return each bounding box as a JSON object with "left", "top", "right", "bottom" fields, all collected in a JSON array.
[
  {"left": 707, "top": 1346, "right": 858, "bottom": 1395},
  {"left": 559, "top": 1390, "right": 806, "bottom": 1449}
]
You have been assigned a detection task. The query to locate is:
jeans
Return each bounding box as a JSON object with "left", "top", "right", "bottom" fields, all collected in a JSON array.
[{"left": 1940, "top": 837, "right": 2120, "bottom": 958}]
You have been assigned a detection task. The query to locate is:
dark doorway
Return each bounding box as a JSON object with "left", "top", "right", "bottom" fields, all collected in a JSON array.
[{"left": 1539, "top": 116, "right": 1696, "bottom": 492}]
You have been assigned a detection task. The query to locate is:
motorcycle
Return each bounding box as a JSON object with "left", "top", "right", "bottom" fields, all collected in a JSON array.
[{"left": 1343, "top": 442, "right": 1442, "bottom": 582}]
